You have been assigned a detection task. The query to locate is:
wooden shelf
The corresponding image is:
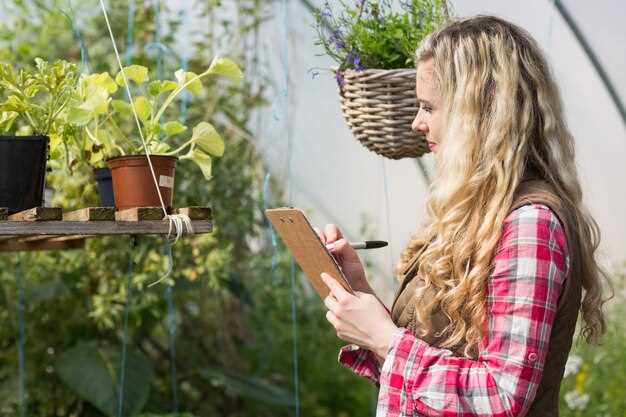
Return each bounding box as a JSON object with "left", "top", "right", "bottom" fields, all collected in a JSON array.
[{"left": 0, "top": 206, "right": 213, "bottom": 252}]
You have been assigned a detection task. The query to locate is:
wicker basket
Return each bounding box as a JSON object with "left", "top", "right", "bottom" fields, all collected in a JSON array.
[{"left": 338, "top": 68, "right": 429, "bottom": 159}]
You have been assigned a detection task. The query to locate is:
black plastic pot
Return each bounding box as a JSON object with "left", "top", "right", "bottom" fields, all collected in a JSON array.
[
  {"left": 0, "top": 136, "right": 49, "bottom": 214},
  {"left": 93, "top": 167, "right": 115, "bottom": 207}
]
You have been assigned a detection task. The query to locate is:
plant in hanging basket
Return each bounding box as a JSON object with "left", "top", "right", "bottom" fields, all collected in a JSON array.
[
  {"left": 313, "top": 0, "right": 450, "bottom": 159},
  {"left": 67, "top": 56, "right": 243, "bottom": 210},
  {"left": 0, "top": 58, "right": 80, "bottom": 213}
]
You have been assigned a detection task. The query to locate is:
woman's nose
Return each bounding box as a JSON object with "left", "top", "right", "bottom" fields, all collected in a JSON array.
[{"left": 412, "top": 115, "right": 428, "bottom": 134}]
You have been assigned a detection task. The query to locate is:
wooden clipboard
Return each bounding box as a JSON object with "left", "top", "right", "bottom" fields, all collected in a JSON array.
[{"left": 265, "top": 207, "right": 353, "bottom": 299}]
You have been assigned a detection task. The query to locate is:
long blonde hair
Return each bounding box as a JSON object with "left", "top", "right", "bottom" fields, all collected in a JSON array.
[{"left": 397, "top": 15, "right": 611, "bottom": 357}]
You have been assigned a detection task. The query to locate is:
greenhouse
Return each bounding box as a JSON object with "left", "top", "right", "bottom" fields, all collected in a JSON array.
[{"left": 0, "top": 0, "right": 624, "bottom": 416}]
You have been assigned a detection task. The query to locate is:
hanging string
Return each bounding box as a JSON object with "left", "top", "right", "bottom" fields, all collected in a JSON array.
[
  {"left": 125, "top": 0, "right": 136, "bottom": 65},
  {"left": 58, "top": 1, "right": 90, "bottom": 73},
  {"left": 277, "top": 0, "right": 300, "bottom": 413},
  {"left": 15, "top": 255, "right": 26, "bottom": 417},
  {"left": 98, "top": 0, "right": 193, "bottom": 245},
  {"left": 117, "top": 236, "right": 137, "bottom": 417},
  {"left": 163, "top": 243, "right": 179, "bottom": 412},
  {"left": 262, "top": 172, "right": 279, "bottom": 284}
]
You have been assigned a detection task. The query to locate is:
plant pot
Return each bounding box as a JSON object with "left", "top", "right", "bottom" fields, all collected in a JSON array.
[
  {"left": 338, "top": 68, "right": 429, "bottom": 159},
  {"left": 93, "top": 167, "right": 115, "bottom": 207},
  {"left": 0, "top": 135, "right": 49, "bottom": 214},
  {"left": 107, "top": 155, "right": 177, "bottom": 211}
]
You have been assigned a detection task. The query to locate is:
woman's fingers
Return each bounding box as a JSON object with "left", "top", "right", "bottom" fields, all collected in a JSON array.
[
  {"left": 324, "top": 223, "right": 343, "bottom": 243},
  {"left": 321, "top": 272, "right": 350, "bottom": 302},
  {"left": 323, "top": 294, "right": 339, "bottom": 313},
  {"left": 312, "top": 225, "right": 326, "bottom": 244}
]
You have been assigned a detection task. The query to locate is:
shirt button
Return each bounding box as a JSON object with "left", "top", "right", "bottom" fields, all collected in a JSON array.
[{"left": 528, "top": 352, "right": 538, "bottom": 362}]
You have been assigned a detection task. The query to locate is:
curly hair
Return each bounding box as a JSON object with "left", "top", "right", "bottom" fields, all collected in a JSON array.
[{"left": 396, "top": 15, "right": 611, "bottom": 358}]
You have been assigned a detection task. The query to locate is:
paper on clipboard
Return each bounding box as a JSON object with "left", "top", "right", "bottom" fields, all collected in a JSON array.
[{"left": 264, "top": 207, "right": 354, "bottom": 299}]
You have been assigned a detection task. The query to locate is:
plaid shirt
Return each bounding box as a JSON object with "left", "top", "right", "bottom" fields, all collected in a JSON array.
[{"left": 339, "top": 203, "right": 570, "bottom": 417}]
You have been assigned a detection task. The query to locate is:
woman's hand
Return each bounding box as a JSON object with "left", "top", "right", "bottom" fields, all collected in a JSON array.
[
  {"left": 321, "top": 272, "right": 398, "bottom": 360},
  {"left": 313, "top": 223, "right": 373, "bottom": 294}
]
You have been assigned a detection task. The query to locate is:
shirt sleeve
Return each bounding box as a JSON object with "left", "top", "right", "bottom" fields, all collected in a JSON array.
[
  {"left": 337, "top": 285, "right": 393, "bottom": 384},
  {"left": 375, "top": 203, "right": 570, "bottom": 417}
]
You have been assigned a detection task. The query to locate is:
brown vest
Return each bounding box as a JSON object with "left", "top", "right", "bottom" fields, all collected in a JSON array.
[{"left": 390, "top": 179, "right": 582, "bottom": 417}]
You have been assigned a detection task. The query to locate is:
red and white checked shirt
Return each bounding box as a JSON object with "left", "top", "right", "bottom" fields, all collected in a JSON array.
[{"left": 338, "top": 203, "right": 570, "bottom": 417}]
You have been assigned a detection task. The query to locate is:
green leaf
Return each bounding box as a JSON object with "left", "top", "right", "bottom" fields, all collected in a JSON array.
[
  {"left": 0, "top": 96, "right": 27, "bottom": 113},
  {"left": 190, "top": 122, "right": 224, "bottom": 156},
  {"left": 111, "top": 99, "right": 131, "bottom": 114},
  {"left": 207, "top": 57, "right": 244, "bottom": 84},
  {"left": 199, "top": 367, "right": 294, "bottom": 406},
  {"left": 148, "top": 80, "right": 177, "bottom": 96},
  {"left": 184, "top": 72, "right": 202, "bottom": 95},
  {"left": 186, "top": 149, "right": 212, "bottom": 179},
  {"left": 85, "top": 73, "right": 118, "bottom": 94},
  {"left": 78, "top": 87, "right": 109, "bottom": 115},
  {"left": 67, "top": 107, "right": 91, "bottom": 125},
  {"left": 174, "top": 70, "right": 202, "bottom": 96},
  {"left": 0, "top": 111, "right": 18, "bottom": 132},
  {"left": 133, "top": 96, "right": 152, "bottom": 122},
  {"left": 55, "top": 342, "right": 154, "bottom": 417},
  {"left": 115, "top": 65, "right": 149, "bottom": 86},
  {"left": 163, "top": 121, "right": 187, "bottom": 136}
]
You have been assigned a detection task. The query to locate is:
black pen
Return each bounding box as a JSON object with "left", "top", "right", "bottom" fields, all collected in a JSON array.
[{"left": 325, "top": 240, "right": 388, "bottom": 250}]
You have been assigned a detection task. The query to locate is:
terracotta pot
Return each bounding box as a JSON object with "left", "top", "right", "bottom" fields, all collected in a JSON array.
[{"left": 107, "top": 155, "right": 177, "bottom": 211}]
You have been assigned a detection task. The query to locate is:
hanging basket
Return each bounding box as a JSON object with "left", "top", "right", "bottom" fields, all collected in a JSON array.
[{"left": 338, "top": 68, "right": 429, "bottom": 160}]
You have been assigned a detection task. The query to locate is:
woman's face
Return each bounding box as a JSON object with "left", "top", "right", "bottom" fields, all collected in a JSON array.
[{"left": 411, "top": 58, "right": 443, "bottom": 153}]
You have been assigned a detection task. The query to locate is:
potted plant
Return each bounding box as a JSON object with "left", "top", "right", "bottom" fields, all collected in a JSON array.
[
  {"left": 313, "top": 0, "right": 450, "bottom": 159},
  {"left": 0, "top": 58, "right": 79, "bottom": 213},
  {"left": 68, "top": 56, "right": 243, "bottom": 211}
]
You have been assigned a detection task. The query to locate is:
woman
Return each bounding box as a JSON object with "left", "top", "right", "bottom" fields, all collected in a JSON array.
[{"left": 314, "top": 15, "right": 610, "bottom": 417}]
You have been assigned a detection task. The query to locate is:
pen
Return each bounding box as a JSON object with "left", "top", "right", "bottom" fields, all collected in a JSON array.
[{"left": 326, "top": 240, "right": 388, "bottom": 250}]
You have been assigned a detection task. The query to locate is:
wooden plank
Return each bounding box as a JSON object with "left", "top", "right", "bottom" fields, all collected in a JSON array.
[
  {"left": 8, "top": 207, "right": 62, "bottom": 221},
  {"left": 0, "top": 220, "right": 212, "bottom": 236},
  {"left": 0, "top": 238, "right": 85, "bottom": 252},
  {"left": 63, "top": 207, "right": 115, "bottom": 221},
  {"left": 115, "top": 207, "right": 165, "bottom": 221},
  {"left": 176, "top": 207, "right": 212, "bottom": 221},
  {"left": 0, "top": 208, "right": 7, "bottom": 220}
]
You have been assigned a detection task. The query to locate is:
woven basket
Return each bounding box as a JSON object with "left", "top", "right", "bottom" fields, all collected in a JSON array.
[{"left": 338, "top": 68, "right": 429, "bottom": 159}]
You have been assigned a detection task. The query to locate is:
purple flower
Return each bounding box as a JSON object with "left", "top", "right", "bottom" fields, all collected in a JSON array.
[
  {"left": 335, "top": 71, "right": 345, "bottom": 87},
  {"left": 329, "top": 30, "right": 346, "bottom": 51},
  {"left": 346, "top": 49, "right": 365, "bottom": 71}
]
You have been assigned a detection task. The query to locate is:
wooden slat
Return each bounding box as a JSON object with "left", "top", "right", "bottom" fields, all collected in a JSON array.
[
  {"left": 0, "top": 220, "right": 212, "bottom": 236},
  {"left": 0, "top": 208, "right": 7, "bottom": 221},
  {"left": 63, "top": 207, "right": 115, "bottom": 221},
  {"left": 8, "top": 207, "right": 62, "bottom": 221},
  {"left": 0, "top": 238, "right": 85, "bottom": 252},
  {"left": 176, "top": 207, "right": 212, "bottom": 220},
  {"left": 115, "top": 207, "right": 165, "bottom": 221}
]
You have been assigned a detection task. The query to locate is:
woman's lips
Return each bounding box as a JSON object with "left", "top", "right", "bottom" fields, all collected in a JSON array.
[{"left": 427, "top": 141, "right": 437, "bottom": 151}]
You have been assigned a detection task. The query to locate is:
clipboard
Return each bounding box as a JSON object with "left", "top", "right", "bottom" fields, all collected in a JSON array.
[{"left": 265, "top": 207, "right": 354, "bottom": 299}]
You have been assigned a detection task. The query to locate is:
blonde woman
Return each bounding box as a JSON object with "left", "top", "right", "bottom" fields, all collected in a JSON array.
[{"left": 314, "top": 15, "right": 610, "bottom": 417}]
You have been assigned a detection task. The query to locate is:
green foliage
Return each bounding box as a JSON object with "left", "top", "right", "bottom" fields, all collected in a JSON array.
[
  {"left": 559, "top": 270, "right": 626, "bottom": 417},
  {"left": 67, "top": 57, "right": 242, "bottom": 178},
  {"left": 313, "top": 0, "right": 449, "bottom": 71},
  {"left": 0, "top": 58, "right": 79, "bottom": 153},
  {"left": 55, "top": 342, "right": 154, "bottom": 417}
]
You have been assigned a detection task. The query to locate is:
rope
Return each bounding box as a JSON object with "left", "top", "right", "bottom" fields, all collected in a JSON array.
[
  {"left": 277, "top": 0, "right": 300, "bottom": 413},
  {"left": 124, "top": 0, "right": 136, "bottom": 65},
  {"left": 164, "top": 244, "right": 179, "bottom": 412},
  {"left": 15, "top": 255, "right": 26, "bottom": 417},
  {"left": 58, "top": 1, "right": 90, "bottom": 73},
  {"left": 98, "top": 0, "right": 192, "bottom": 245},
  {"left": 116, "top": 236, "right": 137, "bottom": 417}
]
